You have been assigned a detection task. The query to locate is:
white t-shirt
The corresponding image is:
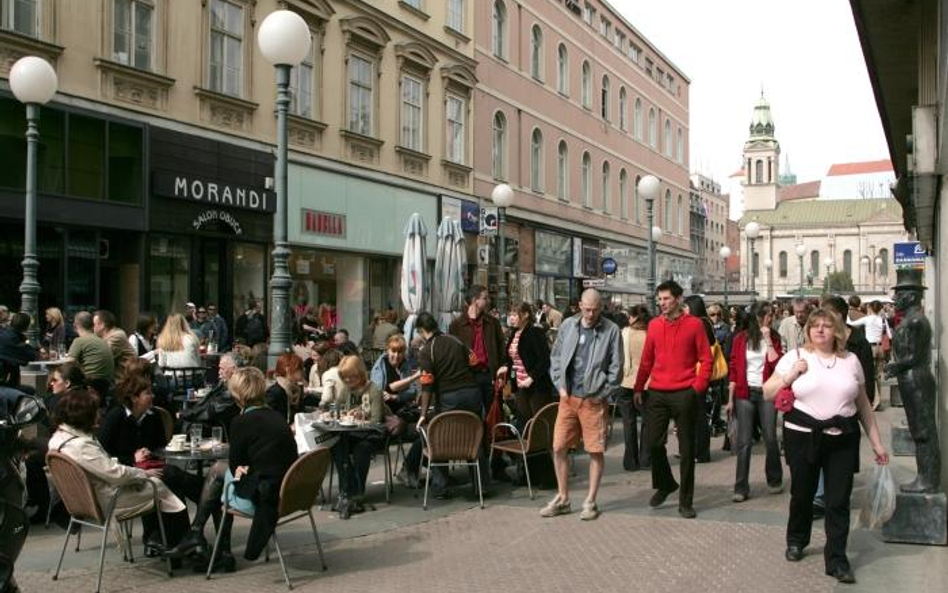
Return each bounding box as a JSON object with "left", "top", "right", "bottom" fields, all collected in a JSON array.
[
  {"left": 849, "top": 314, "right": 885, "bottom": 344},
  {"left": 775, "top": 348, "right": 864, "bottom": 433},
  {"left": 745, "top": 339, "right": 767, "bottom": 387}
]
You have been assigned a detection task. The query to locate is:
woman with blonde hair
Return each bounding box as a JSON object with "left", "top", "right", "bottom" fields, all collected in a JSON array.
[
  {"left": 156, "top": 313, "right": 201, "bottom": 369},
  {"left": 763, "top": 308, "right": 887, "bottom": 584},
  {"left": 43, "top": 306, "right": 66, "bottom": 356}
]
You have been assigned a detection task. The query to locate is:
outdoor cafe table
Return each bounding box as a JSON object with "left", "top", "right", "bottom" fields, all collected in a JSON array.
[
  {"left": 154, "top": 444, "right": 229, "bottom": 476},
  {"left": 304, "top": 419, "right": 386, "bottom": 506}
]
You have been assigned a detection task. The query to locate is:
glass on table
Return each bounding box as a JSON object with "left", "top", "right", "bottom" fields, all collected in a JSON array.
[
  {"left": 189, "top": 424, "right": 203, "bottom": 450},
  {"left": 56, "top": 342, "right": 66, "bottom": 359},
  {"left": 210, "top": 426, "right": 224, "bottom": 448}
]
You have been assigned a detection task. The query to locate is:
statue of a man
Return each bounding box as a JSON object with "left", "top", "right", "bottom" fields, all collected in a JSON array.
[{"left": 885, "top": 269, "right": 941, "bottom": 493}]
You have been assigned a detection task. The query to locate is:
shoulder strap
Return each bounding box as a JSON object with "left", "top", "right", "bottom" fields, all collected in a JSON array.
[{"left": 56, "top": 435, "right": 78, "bottom": 452}]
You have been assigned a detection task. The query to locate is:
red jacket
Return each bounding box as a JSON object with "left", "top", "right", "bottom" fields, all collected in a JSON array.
[
  {"left": 634, "top": 312, "right": 712, "bottom": 394},
  {"left": 728, "top": 330, "right": 782, "bottom": 399}
]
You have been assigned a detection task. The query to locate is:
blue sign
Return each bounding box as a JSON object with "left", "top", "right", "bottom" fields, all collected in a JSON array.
[
  {"left": 893, "top": 242, "right": 926, "bottom": 267},
  {"left": 460, "top": 200, "right": 480, "bottom": 233},
  {"left": 601, "top": 257, "right": 618, "bottom": 275}
]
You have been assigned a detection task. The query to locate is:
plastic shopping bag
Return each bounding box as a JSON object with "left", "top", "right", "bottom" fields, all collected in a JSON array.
[{"left": 858, "top": 464, "right": 897, "bottom": 529}]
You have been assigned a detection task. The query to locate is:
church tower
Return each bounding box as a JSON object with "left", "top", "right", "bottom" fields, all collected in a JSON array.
[{"left": 742, "top": 92, "right": 780, "bottom": 211}]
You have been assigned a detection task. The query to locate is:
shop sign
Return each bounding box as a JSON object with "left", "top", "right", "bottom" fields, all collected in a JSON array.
[
  {"left": 192, "top": 209, "right": 243, "bottom": 235},
  {"left": 154, "top": 171, "right": 275, "bottom": 213},
  {"left": 302, "top": 209, "right": 346, "bottom": 238},
  {"left": 480, "top": 207, "right": 498, "bottom": 236},
  {"left": 583, "top": 278, "right": 606, "bottom": 288},
  {"left": 893, "top": 242, "right": 925, "bottom": 268}
]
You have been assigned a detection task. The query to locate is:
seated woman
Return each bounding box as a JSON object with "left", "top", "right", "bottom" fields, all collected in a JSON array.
[
  {"left": 370, "top": 334, "right": 420, "bottom": 416},
  {"left": 266, "top": 353, "right": 305, "bottom": 423},
  {"left": 330, "top": 355, "right": 384, "bottom": 519},
  {"left": 156, "top": 313, "right": 202, "bottom": 392},
  {"left": 48, "top": 388, "right": 190, "bottom": 550},
  {"left": 306, "top": 347, "right": 340, "bottom": 403},
  {"left": 42, "top": 306, "right": 66, "bottom": 357},
  {"left": 315, "top": 349, "right": 348, "bottom": 411}
]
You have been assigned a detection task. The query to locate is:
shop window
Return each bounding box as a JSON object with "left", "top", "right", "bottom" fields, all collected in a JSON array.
[
  {"left": 68, "top": 115, "right": 106, "bottom": 200},
  {"left": 108, "top": 123, "right": 143, "bottom": 204},
  {"left": 67, "top": 230, "right": 98, "bottom": 312},
  {"left": 234, "top": 242, "right": 265, "bottom": 317},
  {"left": 149, "top": 235, "right": 191, "bottom": 319}
]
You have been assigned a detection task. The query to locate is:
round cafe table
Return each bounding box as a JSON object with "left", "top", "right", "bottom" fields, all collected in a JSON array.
[{"left": 155, "top": 444, "right": 229, "bottom": 476}]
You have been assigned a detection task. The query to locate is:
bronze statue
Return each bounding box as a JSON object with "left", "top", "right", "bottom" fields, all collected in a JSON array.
[{"left": 885, "top": 268, "right": 941, "bottom": 494}]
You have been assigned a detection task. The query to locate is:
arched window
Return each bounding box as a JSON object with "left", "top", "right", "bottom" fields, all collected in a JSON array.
[
  {"left": 663, "top": 190, "right": 671, "bottom": 230},
  {"left": 492, "top": 1, "right": 507, "bottom": 59},
  {"left": 602, "top": 161, "right": 611, "bottom": 213},
  {"left": 581, "top": 61, "right": 591, "bottom": 108},
  {"left": 779, "top": 251, "right": 788, "bottom": 277},
  {"left": 755, "top": 160, "right": 764, "bottom": 183},
  {"left": 878, "top": 248, "right": 889, "bottom": 278},
  {"left": 633, "top": 98, "right": 642, "bottom": 140},
  {"left": 634, "top": 174, "right": 642, "bottom": 224},
  {"left": 530, "top": 25, "right": 543, "bottom": 80},
  {"left": 557, "top": 140, "right": 568, "bottom": 201},
  {"left": 581, "top": 152, "right": 591, "bottom": 207},
  {"left": 676, "top": 128, "right": 683, "bottom": 164},
  {"left": 618, "top": 87, "right": 627, "bottom": 131},
  {"left": 601, "top": 75, "right": 610, "bottom": 120},
  {"left": 619, "top": 169, "right": 628, "bottom": 220},
  {"left": 843, "top": 249, "right": 852, "bottom": 277},
  {"left": 664, "top": 120, "right": 672, "bottom": 157},
  {"left": 810, "top": 250, "right": 820, "bottom": 276},
  {"left": 492, "top": 111, "right": 507, "bottom": 180},
  {"left": 530, "top": 128, "right": 543, "bottom": 192},
  {"left": 557, "top": 43, "right": 568, "bottom": 95},
  {"left": 648, "top": 108, "right": 657, "bottom": 148},
  {"left": 677, "top": 194, "right": 683, "bottom": 235}
]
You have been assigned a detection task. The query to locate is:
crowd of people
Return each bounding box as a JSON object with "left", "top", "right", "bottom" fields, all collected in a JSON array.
[{"left": 0, "top": 286, "right": 896, "bottom": 585}]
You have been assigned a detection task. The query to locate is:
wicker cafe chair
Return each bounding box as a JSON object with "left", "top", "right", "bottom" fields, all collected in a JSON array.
[
  {"left": 207, "top": 448, "right": 331, "bottom": 590},
  {"left": 489, "top": 401, "right": 558, "bottom": 500},
  {"left": 46, "top": 451, "right": 173, "bottom": 593},
  {"left": 419, "top": 411, "right": 485, "bottom": 510}
]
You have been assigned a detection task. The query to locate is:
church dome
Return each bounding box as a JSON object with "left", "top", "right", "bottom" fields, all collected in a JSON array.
[{"left": 749, "top": 93, "right": 775, "bottom": 139}]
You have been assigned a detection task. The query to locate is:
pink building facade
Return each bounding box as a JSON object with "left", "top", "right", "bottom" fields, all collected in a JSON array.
[{"left": 471, "top": 0, "right": 694, "bottom": 309}]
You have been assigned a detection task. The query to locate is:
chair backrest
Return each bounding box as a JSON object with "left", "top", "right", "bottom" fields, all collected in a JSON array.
[
  {"left": 278, "top": 448, "right": 331, "bottom": 518},
  {"left": 526, "top": 401, "right": 559, "bottom": 453},
  {"left": 46, "top": 450, "right": 105, "bottom": 524},
  {"left": 153, "top": 406, "right": 174, "bottom": 443},
  {"left": 426, "top": 410, "right": 483, "bottom": 462},
  {"left": 161, "top": 367, "right": 207, "bottom": 394}
]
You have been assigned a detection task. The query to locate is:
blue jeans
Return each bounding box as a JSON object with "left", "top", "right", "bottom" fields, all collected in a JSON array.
[{"left": 734, "top": 389, "right": 782, "bottom": 496}]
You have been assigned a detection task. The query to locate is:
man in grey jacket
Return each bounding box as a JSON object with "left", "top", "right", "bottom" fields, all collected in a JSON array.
[{"left": 542, "top": 289, "right": 622, "bottom": 520}]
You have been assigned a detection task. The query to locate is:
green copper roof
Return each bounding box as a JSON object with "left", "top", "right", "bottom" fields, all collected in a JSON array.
[{"left": 741, "top": 198, "right": 903, "bottom": 227}]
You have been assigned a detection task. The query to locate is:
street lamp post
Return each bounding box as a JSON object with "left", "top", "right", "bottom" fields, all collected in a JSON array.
[
  {"left": 258, "top": 10, "right": 312, "bottom": 366},
  {"left": 823, "top": 256, "right": 833, "bottom": 293},
  {"left": 795, "top": 243, "right": 806, "bottom": 295},
  {"left": 745, "top": 221, "right": 760, "bottom": 296},
  {"left": 719, "top": 246, "right": 731, "bottom": 306},
  {"left": 638, "top": 175, "right": 661, "bottom": 313},
  {"left": 764, "top": 258, "right": 773, "bottom": 300},
  {"left": 491, "top": 183, "right": 514, "bottom": 317},
  {"left": 9, "top": 56, "right": 58, "bottom": 347}
]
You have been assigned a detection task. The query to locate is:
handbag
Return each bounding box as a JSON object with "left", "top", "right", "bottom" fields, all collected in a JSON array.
[
  {"left": 485, "top": 378, "right": 511, "bottom": 442},
  {"left": 774, "top": 348, "right": 800, "bottom": 413},
  {"left": 710, "top": 341, "right": 728, "bottom": 381}
]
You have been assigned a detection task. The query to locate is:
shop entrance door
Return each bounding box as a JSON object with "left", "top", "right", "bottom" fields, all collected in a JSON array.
[{"left": 197, "top": 239, "right": 230, "bottom": 323}]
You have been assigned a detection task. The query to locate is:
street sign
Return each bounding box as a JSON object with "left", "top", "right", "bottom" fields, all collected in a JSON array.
[
  {"left": 479, "top": 207, "right": 498, "bottom": 236},
  {"left": 893, "top": 242, "right": 925, "bottom": 268},
  {"left": 582, "top": 278, "right": 606, "bottom": 288},
  {"left": 601, "top": 257, "right": 618, "bottom": 275}
]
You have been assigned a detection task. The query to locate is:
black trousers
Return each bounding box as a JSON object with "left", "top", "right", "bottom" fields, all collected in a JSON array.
[
  {"left": 693, "top": 389, "right": 711, "bottom": 462},
  {"left": 331, "top": 432, "right": 384, "bottom": 498},
  {"left": 784, "top": 427, "right": 859, "bottom": 572},
  {"left": 647, "top": 388, "right": 696, "bottom": 507},
  {"left": 618, "top": 388, "right": 649, "bottom": 470}
]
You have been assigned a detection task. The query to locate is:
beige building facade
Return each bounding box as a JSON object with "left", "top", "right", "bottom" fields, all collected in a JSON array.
[{"left": 691, "top": 173, "right": 729, "bottom": 293}]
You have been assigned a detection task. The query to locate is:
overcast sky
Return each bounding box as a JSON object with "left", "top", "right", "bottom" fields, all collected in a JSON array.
[{"left": 608, "top": 0, "right": 890, "bottom": 185}]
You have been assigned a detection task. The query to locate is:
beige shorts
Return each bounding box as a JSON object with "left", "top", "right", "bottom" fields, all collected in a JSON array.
[{"left": 552, "top": 395, "right": 606, "bottom": 454}]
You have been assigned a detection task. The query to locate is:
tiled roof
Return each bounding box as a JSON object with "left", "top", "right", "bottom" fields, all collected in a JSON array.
[
  {"left": 778, "top": 180, "right": 821, "bottom": 202},
  {"left": 826, "top": 159, "right": 893, "bottom": 176},
  {"left": 742, "top": 198, "right": 903, "bottom": 228},
  {"left": 730, "top": 168, "right": 745, "bottom": 178}
]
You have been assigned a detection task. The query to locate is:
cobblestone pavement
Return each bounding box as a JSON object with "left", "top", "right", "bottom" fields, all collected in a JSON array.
[{"left": 14, "top": 407, "right": 948, "bottom": 593}]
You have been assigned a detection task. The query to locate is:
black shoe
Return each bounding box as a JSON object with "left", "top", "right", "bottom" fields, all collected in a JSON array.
[
  {"left": 164, "top": 531, "right": 208, "bottom": 560},
  {"left": 785, "top": 545, "right": 804, "bottom": 562},
  {"left": 826, "top": 565, "right": 856, "bottom": 584},
  {"left": 678, "top": 506, "right": 696, "bottom": 519},
  {"left": 649, "top": 485, "right": 679, "bottom": 507},
  {"left": 192, "top": 551, "right": 236, "bottom": 574}
]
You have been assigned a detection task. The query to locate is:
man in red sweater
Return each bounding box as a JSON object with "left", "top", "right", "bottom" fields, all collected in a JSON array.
[{"left": 634, "top": 280, "right": 712, "bottom": 518}]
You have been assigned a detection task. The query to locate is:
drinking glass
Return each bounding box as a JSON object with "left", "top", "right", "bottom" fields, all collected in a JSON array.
[
  {"left": 189, "top": 424, "right": 203, "bottom": 450},
  {"left": 211, "top": 426, "right": 224, "bottom": 448},
  {"left": 56, "top": 342, "right": 66, "bottom": 359}
]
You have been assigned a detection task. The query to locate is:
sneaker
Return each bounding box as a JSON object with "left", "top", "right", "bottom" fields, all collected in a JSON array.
[
  {"left": 768, "top": 483, "right": 784, "bottom": 495},
  {"left": 732, "top": 493, "right": 748, "bottom": 503},
  {"left": 539, "top": 496, "right": 571, "bottom": 517},
  {"left": 579, "top": 500, "right": 600, "bottom": 521}
]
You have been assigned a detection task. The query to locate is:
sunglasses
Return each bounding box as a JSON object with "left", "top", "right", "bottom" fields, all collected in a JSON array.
[{"left": 708, "top": 312, "right": 721, "bottom": 318}]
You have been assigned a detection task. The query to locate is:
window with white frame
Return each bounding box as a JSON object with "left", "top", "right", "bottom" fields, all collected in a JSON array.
[
  {"left": 445, "top": 94, "right": 465, "bottom": 164},
  {"left": 400, "top": 74, "right": 423, "bottom": 151},
  {"left": 447, "top": 0, "right": 464, "bottom": 33},
  {"left": 209, "top": 0, "right": 243, "bottom": 96},
  {"left": 618, "top": 87, "right": 627, "bottom": 131},
  {"left": 113, "top": 0, "right": 154, "bottom": 70},
  {"left": 557, "top": 140, "right": 568, "bottom": 201},
  {"left": 600, "top": 75, "right": 610, "bottom": 121},
  {"left": 557, "top": 43, "right": 568, "bottom": 95},
  {"left": 1, "top": 0, "right": 40, "bottom": 37},
  {"left": 583, "top": 3, "right": 595, "bottom": 25},
  {"left": 677, "top": 194, "right": 683, "bottom": 234},
  {"left": 600, "top": 16, "right": 610, "bottom": 38},
  {"left": 676, "top": 127, "right": 683, "bottom": 164},
  {"left": 347, "top": 53, "right": 374, "bottom": 135},
  {"left": 619, "top": 169, "right": 628, "bottom": 220},
  {"left": 664, "top": 119, "right": 672, "bottom": 157},
  {"left": 602, "top": 161, "right": 610, "bottom": 213},
  {"left": 581, "top": 60, "right": 591, "bottom": 108},
  {"left": 530, "top": 24, "right": 543, "bottom": 80},
  {"left": 633, "top": 97, "right": 642, "bottom": 140},
  {"left": 530, "top": 128, "right": 543, "bottom": 192},
  {"left": 290, "top": 38, "right": 317, "bottom": 119},
  {"left": 492, "top": 0, "right": 506, "bottom": 59},
  {"left": 581, "top": 152, "right": 591, "bottom": 207},
  {"left": 492, "top": 111, "right": 507, "bottom": 180},
  {"left": 628, "top": 42, "right": 640, "bottom": 64},
  {"left": 663, "top": 190, "right": 671, "bottom": 230},
  {"left": 648, "top": 108, "right": 656, "bottom": 148},
  {"left": 634, "top": 174, "right": 641, "bottom": 224}
]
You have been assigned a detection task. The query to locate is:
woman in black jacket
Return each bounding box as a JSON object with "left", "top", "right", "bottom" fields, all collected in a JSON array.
[
  {"left": 683, "top": 295, "right": 716, "bottom": 463},
  {"left": 497, "top": 302, "right": 554, "bottom": 421}
]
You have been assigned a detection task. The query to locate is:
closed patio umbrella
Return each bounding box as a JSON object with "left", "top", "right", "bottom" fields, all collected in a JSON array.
[
  {"left": 400, "top": 212, "right": 427, "bottom": 340},
  {"left": 433, "top": 217, "right": 466, "bottom": 331}
]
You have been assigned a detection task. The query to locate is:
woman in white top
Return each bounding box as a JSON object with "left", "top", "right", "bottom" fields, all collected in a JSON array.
[
  {"left": 129, "top": 313, "right": 159, "bottom": 363},
  {"left": 156, "top": 313, "right": 202, "bottom": 369},
  {"left": 763, "top": 308, "right": 887, "bottom": 585},
  {"left": 848, "top": 300, "right": 889, "bottom": 404}
]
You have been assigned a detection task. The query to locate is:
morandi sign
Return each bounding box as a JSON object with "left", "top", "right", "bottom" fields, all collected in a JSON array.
[{"left": 153, "top": 171, "right": 276, "bottom": 213}]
